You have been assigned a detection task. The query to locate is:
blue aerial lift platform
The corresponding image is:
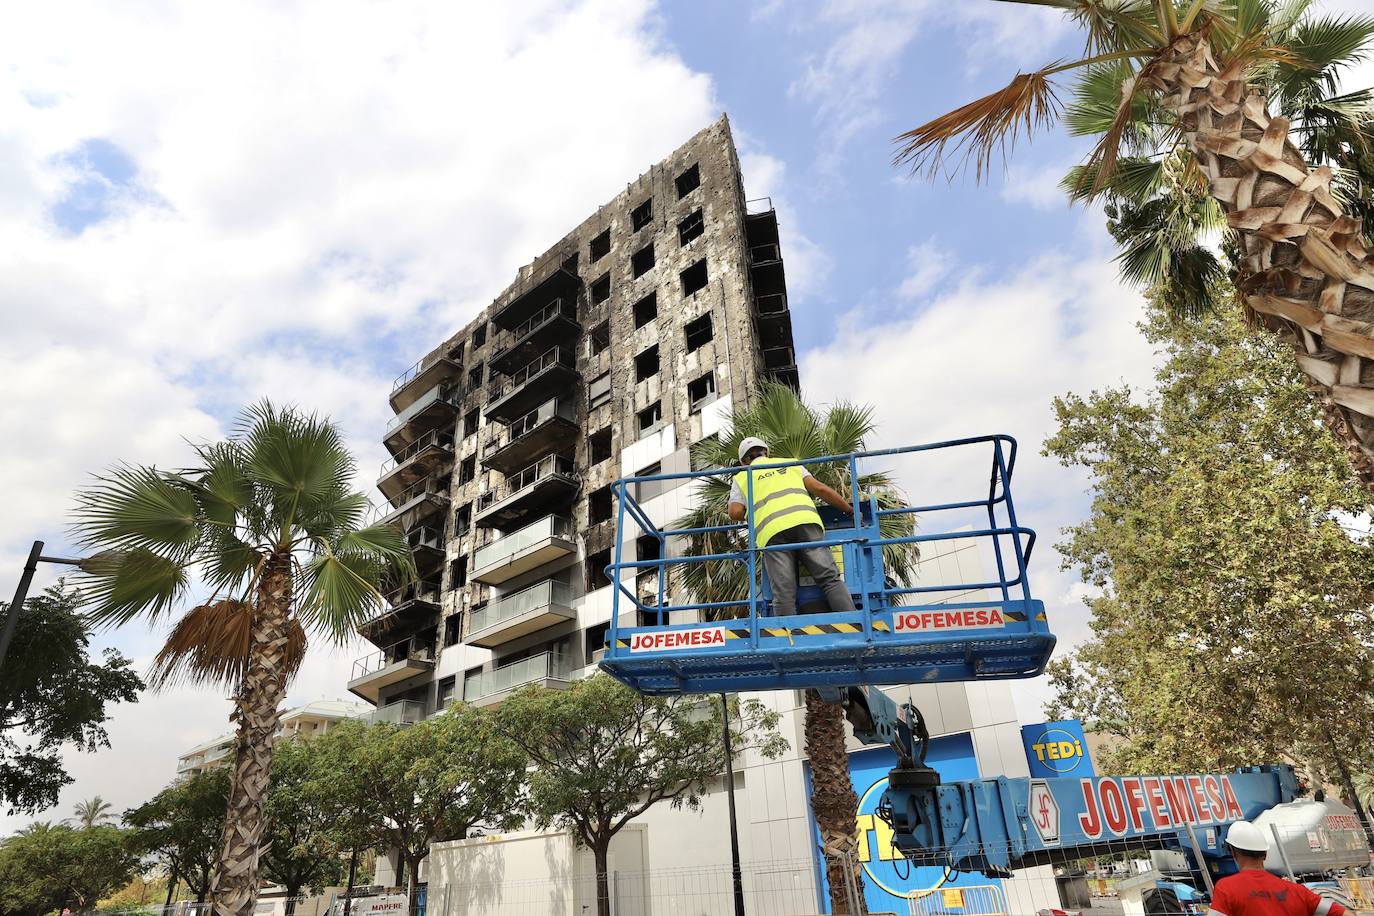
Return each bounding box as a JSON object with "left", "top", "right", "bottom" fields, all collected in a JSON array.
[{"left": 597, "top": 435, "right": 1056, "bottom": 695}]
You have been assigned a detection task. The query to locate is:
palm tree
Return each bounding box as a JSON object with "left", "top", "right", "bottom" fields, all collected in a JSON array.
[
  {"left": 894, "top": 0, "right": 1374, "bottom": 490},
  {"left": 74, "top": 401, "right": 414, "bottom": 916},
  {"left": 70, "top": 796, "right": 114, "bottom": 829},
  {"left": 674, "top": 381, "right": 917, "bottom": 915}
]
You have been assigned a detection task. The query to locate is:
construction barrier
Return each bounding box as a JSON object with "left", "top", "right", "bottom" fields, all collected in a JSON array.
[
  {"left": 908, "top": 883, "right": 1009, "bottom": 916},
  {"left": 1339, "top": 877, "right": 1374, "bottom": 914}
]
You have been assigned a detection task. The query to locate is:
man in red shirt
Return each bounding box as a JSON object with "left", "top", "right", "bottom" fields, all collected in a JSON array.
[{"left": 1207, "top": 821, "right": 1347, "bottom": 916}]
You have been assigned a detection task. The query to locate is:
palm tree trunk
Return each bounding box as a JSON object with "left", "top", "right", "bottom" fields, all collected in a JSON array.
[
  {"left": 208, "top": 551, "right": 294, "bottom": 916},
  {"left": 1151, "top": 33, "right": 1374, "bottom": 490},
  {"left": 804, "top": 690, "right": 865, "bottom": 914}
]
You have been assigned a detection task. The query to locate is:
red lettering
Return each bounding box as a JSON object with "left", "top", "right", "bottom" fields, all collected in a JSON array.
[
  {"left": 1163, "top": 777, "right": 1192, "bottom": 824},
  {"left": 1101, "top": 779, "right": 1129, "bottom": 836},
  {"left": 1078, "top": 779, "right": 1103, "bottom": 839},
  {"left": 1123, "top": 778, "right": 1146, "bottom": 831},
  {"left": 1205, "top": 776, "right": 1226, "bottom": 822},
  {"left": 630, "top": 627, "right": 725, "bottom": 652},
  {"left": 1188, "top": 777, "right": 1209, "bottom": 823},
  {"left": 894, "top": 608, "right": 1007, "bottom": 632},
  {"left": 1144, "top": 777, "right": 1170, "bottom": 829},
  {"left": 1221, "top": 778, "right": 1244, "bottom": 821}
]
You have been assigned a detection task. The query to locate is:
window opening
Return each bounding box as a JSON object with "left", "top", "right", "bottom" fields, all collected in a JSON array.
[
  {"left": 463, "top": 408, "right": 479, "bottom": 438},
  {"left": 455, "top": 501, "right": 471, "bottom": 532},
  {"left": 450, "top": 555, "right": 468, "bottom": 588},
  {"left": 635, "top": 345, "right": 659, "bottom": 382},
  {"left": 589, "top": 427, "right": 613, "bottom": 464},
  {"left": 589, "top": 372, "right": 612, "bottom": 409},
  {"left": 459, "top": 455, "right": 476, "bottom": 485},
  {"left": 637, "top": 401, "right": 662, "bottom": 434},
  {"left": 471, "top": 324, "right": 487, "bottom": 348},
  {"left": 586, "top": 547, "right": 612, "bottom": 590},
  {"left": 589, "top": 485, "right": 613, "bottom": 524},
  {"left": 631, "top": 243, "right": 655, "bottom": 279},
  {"left": 675, "top": 163, "right": 700, "bottom": 198},
  {"left": 585, "top": 622, "right": 611, "bottom": 665},
  {"left": 468, "top": 363, "right": 484, "bottom": 388},
  {"left": 684, "top": 313, "right": 714, "bottom": 352},
  {"left": 590, "top": 228, "right": 611, "bottom": 262},
  {"left": 688, "top": 371, "right": 716, "bottom": 408},
  {"left": 631, "top": 198, "right": 653, "bottom": 232},
  {"left": 678, "top": 209, "right": 704, "bottom": 246},
  {"left": 680, "top": 259, "right": 708, "bottom": 296},
  {"left": 633, "top": 293, "right": 657, "bottom": 329},
  {"left": 591, "top": 272, "right": 611, "bottom": 305},
  {"left": 590, "top": 320, "right": 610, "bottom": 355}
]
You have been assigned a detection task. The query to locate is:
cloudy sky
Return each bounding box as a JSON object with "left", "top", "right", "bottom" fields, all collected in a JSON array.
[{"left": 1, "top": 0, "right": 1367, "bottom": 832}]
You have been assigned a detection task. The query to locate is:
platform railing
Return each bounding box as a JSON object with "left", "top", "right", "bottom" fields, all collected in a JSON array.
[{"left": 604, "top": 436, "right": 1035, "bottom": 651}]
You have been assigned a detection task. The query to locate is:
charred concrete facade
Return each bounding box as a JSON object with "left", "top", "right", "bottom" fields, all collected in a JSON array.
[{"left": 350, "top": 116, "right": 798, "bottom": 719}]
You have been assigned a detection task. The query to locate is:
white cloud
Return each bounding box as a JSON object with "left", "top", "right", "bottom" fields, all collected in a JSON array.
[
  {"left": 801, "top": 238, "right": 1161, "bottom": 721},
  {"left": 0, "top": 0, "right": 727, "bottom": 833},
  {"left": 1001, "top": 159, "right": 1077, "bottom": 211},
  {"left": 896, "top": 239, "right": 951, "bottom": 299}
]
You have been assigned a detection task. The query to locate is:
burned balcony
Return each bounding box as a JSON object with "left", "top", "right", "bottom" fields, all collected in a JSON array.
[
  {"left": 348, "top": 635, "right": 436, "bottom": 704},
  {"left": 381, "top": 478, "right": 450, "bottom": 528},
  {"left": 463, "top": 651, "right": 572, "bottom": 707},
  {"left": 471, "top": 514, "right": 576, "bottom": 586},
  {"left": 485, "top": 346, "right": 580, "bottom": 423},
  {"left": 474, "top": 454, "right": 578, "bottom": 530},
  {"left": 465, "top": 580, "right": 575, "bottom": 649},
  {"left": 406, "top": 525, "right": 446, "bottom": 574},
  {"left": 481, "top": 398, "right": 578, "bottom": 476},
  {"left": 377, "top": 430, "right": 455, "bottom": 501},
  {"left": 382, "top": 383, "right": 460, "bottom": 453},
  {"left": 357, "top": 579, "right": 442, "bottom": 646},
  {"left": 491, "top": 264, "right": 581, "bottom": 331},
  {"left": 489, "top": 298, "right": 581, "bottom": 375},
  {"left": 390, "top": 349, "right": 462, "bottom": 413}
]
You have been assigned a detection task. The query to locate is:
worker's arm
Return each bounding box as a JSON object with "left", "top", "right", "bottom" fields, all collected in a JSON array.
[
  {"left": 1301, "top": 884, "right": 1347, "bottom": 916},
  {"left": 727, "top": 501, "right": 747, "bottom": 522},
  {"left": 804, "top": 475, "right": 853, "bottom": 515}
]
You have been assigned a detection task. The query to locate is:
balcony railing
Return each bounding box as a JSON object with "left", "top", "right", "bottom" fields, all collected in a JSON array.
[
  {"left": 750, "top": 243, "right": 782, "bottom": 264},
  {"left": 380, "top": 430, "right": 455, "bottom": 477},
  {"left": 486, "top": 346, "right": 575, "bottom": 402},
  {"left": 351, "top": 636, "right": 435, "bottom": 681},
  {"left": 472, "top": 515, "right": 573, "bottom": 572},
  {"left": 476, "top": 455, "right": 576, "bottom": 511},
  {"left": 384, "top": 478, "right": 450, "bottom": 516},
  {"left": 469, "top": 580, "right": 573, "bottom": 634},
  {"left": 490, "top": 298, "right": 577, "bottom": 360},
  {"left": 484, "top": 398, "right": 576, "bottom": 453},
  {"left": 384, "top": 384, "right": 460, "bottom": 436},
  {"left": 406, "top": 526, "right": 444, "bottom": 552},
  {"left": 464, "top": 651, "right": 571, "bottom": 701},
  {"left": 353, "top": 699, "right": 427, "bottom": 726}
]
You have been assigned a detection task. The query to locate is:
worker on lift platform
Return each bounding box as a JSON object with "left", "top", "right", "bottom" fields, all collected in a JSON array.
[
  {"left": 1207, "top": 821, "right": 1347, "bottom": 916},
  {"left": 726, "top": 436, "right": 855, "bottom": 616}
]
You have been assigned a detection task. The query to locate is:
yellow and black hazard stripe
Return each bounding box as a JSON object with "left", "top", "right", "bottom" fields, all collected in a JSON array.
[{"left": 612, "top": 619, "right": 891, "bottom": 649}]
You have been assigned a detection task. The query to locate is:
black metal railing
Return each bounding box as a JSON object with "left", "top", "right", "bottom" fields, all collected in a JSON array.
[
  {"left": 351, "top": 635, "right": 436, "bottom": 681},
  {"left": 476, "top": 454, "right": 577, "bottom": 512},
  {"left": 380, "top": 430, "right": 455, "bottom": 477},
  {"left": 486, "top": 346, "right": 575, "bottom": 402}
]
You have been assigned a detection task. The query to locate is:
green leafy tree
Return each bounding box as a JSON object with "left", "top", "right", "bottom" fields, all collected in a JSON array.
[
  {"left": 260, "top": 737, "right": 347, "bottom": 915},
  {"left": 673, "top": 380, "right": 914, "bottom": 913},
  {"left": 0, "top": 584, "right": 142, "bottom": 815},
  {"left": 125, "top": 767, "right": 231, "bottom": 905},
  {"left": 492, "top": 674, "right": 788, "bottom": 916},
  {"left": 310, "top": 705, "right": 527, "bottom": 916},
  {"left": 73, "top": 401, "right": 414, "bottom": 916},
  {"left": 0, "top": 822, "right": 139, "bottom": 915},
  {"left": 1043, "top": 295, "right": 1374, "bottom": 834},
  {"left": 895, "top": 0, "right": 1374, "bottom": 491},
  {"left": 70, "top": 795, "right": 114, "bottom": 829}
]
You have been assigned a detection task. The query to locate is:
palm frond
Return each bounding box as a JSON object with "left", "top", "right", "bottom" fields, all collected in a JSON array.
[
  {"left": 295, "top": 549, "right": 391, "bottom": 642},
  {"left": 1063, "top": 156, "right": 1166, "bottom": 203},
  {"left": 238, "top": 400, "right": 355, "bottom": 530},
  {"left": 77, "top": 547, "right": 191, "bottom": 627},
  {"left": 148, "top": 599, "right": 306, "bottom": 690},
  {"left": 894, "top": 66, "right": 1065, "bottom": 180},
  {"left": 1286, "top": 14, "right": 1374, "bottom": 72},
  {"left": 73, "top": 465, "right": 201, "bottom": 555}
]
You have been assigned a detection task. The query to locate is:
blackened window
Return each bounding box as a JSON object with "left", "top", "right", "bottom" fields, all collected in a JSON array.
[
  {"left": 637, "top": 401, "right": 662, "bottom": 434},
  {"left": 678, "top": 209, "right": 703, "bottom": 246},
  {"left": 590, "top": 320, "right": 610, "bottom": 355},
  {"left": 471, "top": 324, "right": 487, "bottom": 348},
  {"left": 590, "top": 228, "right": 611, "bottom": 262},
  {"left": 450, "top": 555, "right": 468, "bottom": 588},
  {"left": 633, "top": 293, "right": 657, "bottom": 329},
  {"left": 675, "top": 163, "right": 700, "bottom": 198},
  {"left": 631, "top": 243, "right": 655, "bottom": 279},
  {"left": 459, "top": 455, "right": 475, "bottom": 485},
  {"left": 688, "top": 372, "right": 716, "bottom": 408},
  {"left": 586, "top": 547, "right": 612, "bottom": 590},
  {"left": 589, "top": 485, "right": 613, "bottom": 524},
  {"left": 589, "top": 427, "right": 613, "bottom": 464},
  {"left": 468, "top": 363, "right": 484, "bottom": 388},
  {"left": 455, "top": 501, "right": 471, "bottom": 532},
  {"left": 463, "top": 408, "right": 479, "bottom": 438},
  {"left": 637, "top": 534, "right": 662, "bottom": 562},
  {"left": 680, "top": 259, "right": 707, "bottom": 296},
  {"left": 635, "top": 345, "right": 659, "bottom": 382},
  {"left": 585, "top": 622, "right": 610, "bottom": 664},
  {"left": 685, "top": 313, "right": 713, "bottom": 352},
  {"left": 591, "top": 272, "right": 611, "bottom": 304},
  {"left": 589, "top": 372, "right": 612, "bottom": 409},
  {"left": 631, "top": 198, "right": 653, "bottom": 232}
]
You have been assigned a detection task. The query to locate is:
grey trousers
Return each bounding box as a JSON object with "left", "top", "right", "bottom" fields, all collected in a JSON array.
[{"left": 762, "top": 523, "right": 856, "bottom": 616}]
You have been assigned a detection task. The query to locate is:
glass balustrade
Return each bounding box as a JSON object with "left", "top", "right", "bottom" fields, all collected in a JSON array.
[
  {"left": 472, "top": 515, "right": 572, "bottom": 571},
  {"left": 351, "top": 637, "right": 435, "bottom": 681},
  {"left": 384, "top": 384, "right": 459, "bottom": 435},
  {"left": 353, "top": 699, "right": 427, "bottom": 725},
  {"left": 380, "top": 430, "right": 455, "bottom": 477},
  {"left": 468, "top": 580, "right": 573, "bottom": 634},
  {"left": 463, "top": 651, "right": 571, "bottom": 701}
]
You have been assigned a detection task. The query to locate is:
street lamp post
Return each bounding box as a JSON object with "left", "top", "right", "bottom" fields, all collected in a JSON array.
[{"left": 1, "top": 540, "right": 94, "bottom": 673}]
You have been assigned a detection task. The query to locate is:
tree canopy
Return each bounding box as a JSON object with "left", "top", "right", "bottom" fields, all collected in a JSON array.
[
  {"left": 492, "top": 674, "right": 787, "bottom": 916},
  {"left": 0, "top": 584, "right": 142, "bottom": 815},
  {"left": 0, "top": 822, "right": 139, "bottom": 916},
  {"left": 1044, "top": 296, "right": 1374, "bottom": 809},
  {"left": 125, "top": 766, "right": 231, "bottom": 904},
  {"left": 259, "top": 736, "right": 347, "bottom": 908}
]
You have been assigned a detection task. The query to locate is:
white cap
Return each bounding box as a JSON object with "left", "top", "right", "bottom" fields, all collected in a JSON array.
[
  {"left": 1225, "top": 820, "right": 1269, "bottom": 854},
  {"left": 738, "top": 437, "right": 769, "bottom": 463}
]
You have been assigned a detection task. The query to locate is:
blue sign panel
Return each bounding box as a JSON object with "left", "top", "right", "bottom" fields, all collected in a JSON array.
[
  {"left": 1021, "top": 719, "right": 1094, "bottom": 778},
  {"left": 812, "top": 733, "right": 998, "bottom": 913}
]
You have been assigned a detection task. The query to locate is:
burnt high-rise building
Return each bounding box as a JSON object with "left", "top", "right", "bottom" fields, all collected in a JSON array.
[{"left": 350, "top": 116, "right": 797, "bottom": 720}]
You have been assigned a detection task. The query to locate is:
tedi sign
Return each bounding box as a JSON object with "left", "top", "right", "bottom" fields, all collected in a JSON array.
[{"left": 1020, "top": 719, "right": 1094, "bottom": 778}]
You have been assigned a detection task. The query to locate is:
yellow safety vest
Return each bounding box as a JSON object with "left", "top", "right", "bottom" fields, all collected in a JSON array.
[{"left": 733, "top": 457, "right": 823, "bottom": 547}]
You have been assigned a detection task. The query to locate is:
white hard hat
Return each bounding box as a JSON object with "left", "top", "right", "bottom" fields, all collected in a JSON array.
[
  {"left": 738, "top": 437, "right": 769, "bottom": 463},
  {"left": 1225, "top": 820, "right": 1269, "bottom": 854}
]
